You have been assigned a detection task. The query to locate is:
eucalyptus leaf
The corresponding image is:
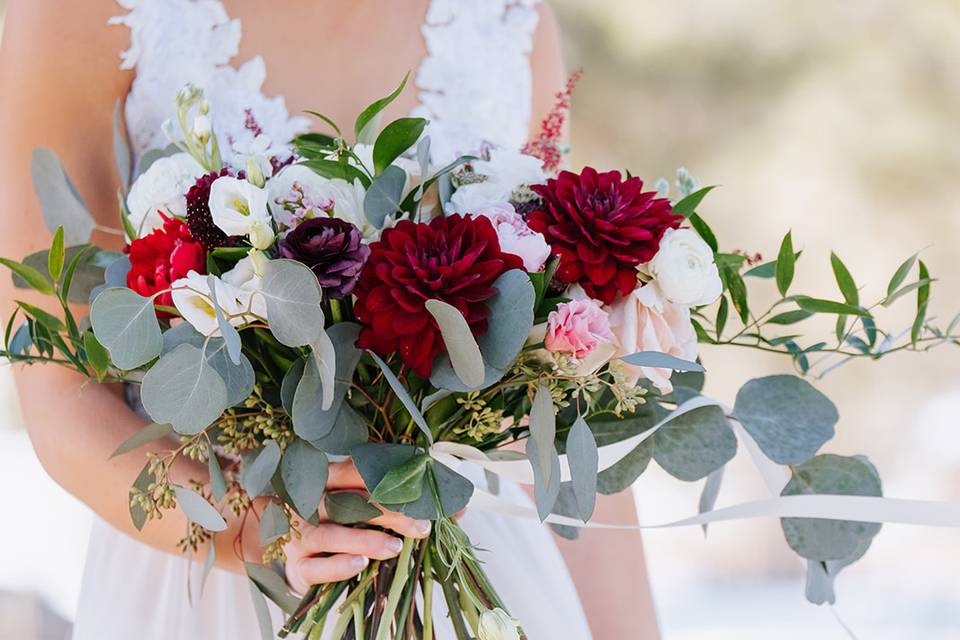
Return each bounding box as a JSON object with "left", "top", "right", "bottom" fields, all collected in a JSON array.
[
  {"left": 110, "top": 422, "right": 173, "bottom": 459},
  {"left": 308, "top": 404, "right": 368, "bottom": 455},
  {"left": 260, "top": 259, "right": 325, "bottom": 347},
  {"left": 31, "top": 148, "right": 95, "bottom": 244},
  {"left": 242, "top": 441, "right": 282, "bottom": 499},
  {"left": 363, "top": 165, "right": 406, "bottom": 229},
  {"left": 425, "top": 299, "right": 485, "bottom": 388},
  {"left": 734, "top": 375, "right": 838, "bottom": 465},
  {"left": 90, "top": 287, "right": 163, "bottom": 370},
  {"left": 368, "top": 351, "right": 433, "bottom": 444},
  {"left": 259, "top": 500, "right": 290, "bottom": 544},
  {"left": 597, "top": 439, "right": 653, "bottom": 495},
  {"left": 247, "top": 579, "right": 276, "bottom": 640},
  {"left": 293, "top": 324, "right": 361, "bottom": 441},
  {"left": 619, "top": 351, "right": 704, "bottom": 372},
  {"left": 280, "top": 357, "right": 305, "bottom": 414},
  {"left": 478, "top": 269, "right": 536, "bottom": 370},
  {"left": 698, "top": 466, "right": 725, "bottom": 536},
  {"left": 208, "top": 275, "right": 242, "bottom": 365},
  {"left": 88, "top": 255, "right": 131, "bottom": 305},
  {"left": 548, "top": 483, "right": 582, "bottom": 541},
  {"left": 209, "top": 453, "right": 228, "bottom": 502},
  {"left": 781, "top": 454, "right": 882, "bottom": 561},
  {"left": 370, "top": 454, "right": 431, "bottom": 504},
  {"left": 140, "top": 343, "right": 229, "bottom": 435},
  {"left": 528, "top": 383, "right": 557, "bottom": 485},
  {"left": 174, "top": 486, "right": 227, "bottom": 532},
  {"left": 415, "top": 136, "right": 431, "bottom": 200},
  {"left": 281, "top": 438, "right": 329, "bottom": 519},
  {"left": 160, "top": 324, "right": 254, "bottom": 407},
  {"left": 527, "top": 436, "right": 561, "bottom": 521},
  {"left": 653, "top": 405, "right": 736, "bottom": 481},
  {"left": 566, "top": 416, "right": 599, "bottom": 521},
  {"left": 325, "top": 491, "right": 382, "bottom": 524},
  {"left": 129, "top": 464, "right": 154, "bottom": 531},
  {"left": 245, "top": 563, "right": 301, "bottom": 615}
]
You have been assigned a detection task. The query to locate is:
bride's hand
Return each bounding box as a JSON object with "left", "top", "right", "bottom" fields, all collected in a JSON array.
[{"left": 283, "top": 460, "right": 432, "bottom": 593}]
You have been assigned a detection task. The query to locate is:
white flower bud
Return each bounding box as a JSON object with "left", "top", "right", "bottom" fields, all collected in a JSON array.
[
  {"left": 477, "top": 608, "right": 522, "bottom": 640},
  {"left": 192, "top": 114, "right": 212, "bottom": 141},
  {"left": 248, "top": 219, "right": 275, "bottom": 251},
  {"left": 246, "top": 157, "right": 266, "bottom": 188}
]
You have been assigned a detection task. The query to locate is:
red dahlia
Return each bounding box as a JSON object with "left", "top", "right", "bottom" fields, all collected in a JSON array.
[
  {"left": 527, "top": 167, "right": 682, "bottom": 304},
  {"left": 353, "top": 214, "right": 523, "bottom": 377},
  {"left": 127, "top": 214, "right": 205, "bottom": 316}
]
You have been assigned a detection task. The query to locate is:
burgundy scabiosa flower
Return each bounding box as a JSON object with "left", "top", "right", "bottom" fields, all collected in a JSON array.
[
  {"left": 279, "top": 218, "right": 369, "bottom": 299},
  {"left": 353, "top": 214, "right": 523, "bottom": 377},
  {"left": 186, "top": 168, "right": 235, "bottom": 250},
  {"left": 126, "top": 213, "right": 205, "bottom": 317},
  {"left": 527, "top": 167, "right": 682, "bottom": 305}
]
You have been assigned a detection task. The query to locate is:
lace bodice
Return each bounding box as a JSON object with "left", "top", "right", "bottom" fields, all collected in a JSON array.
[{"left": 112, "top": 0, "right": 541, "bottom": 167}]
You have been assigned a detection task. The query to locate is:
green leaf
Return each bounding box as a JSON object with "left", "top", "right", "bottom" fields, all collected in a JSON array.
[
  {"left": 528, "top": 383, "right": 560, "bottom": 520},
  {"left": 110, "top": 422, "right": 173, "bottom": 459},
  {"left": 795, "top": 296, "right": 870, "bottom": 317},
  {"left": 140, "top": 343, "right": 229, "bottom": 435},
  {"left": 242, "top": 440, "right": 282, "bottom": 499},
  {"left": 281, "top": 438, "right": 329, "bottom": 519},
  {"left": 363, "top": 165, "right": 407, "bottom": 228},
  {"left": 372, "top": 117, "right": 427, "bottom": 175},
  {"left": 292, "top": 323, "right": 362, "bottom": 443},
  {"left": 734, "top": 375, "right": 838, "bottom": 464},
  {"left": 90, "top": 287, "right": 163, "bottom": 370},
  {"left": 60, "top": 245, "right": 99, "bottom": 304},
  {"left": 259, "top": 500, "right": 290, "bottom": 544},
  {"left": 174, "top": 486, "right": 227, "bottom": 531},
  {"left": 619, "top": 351, "right": 704, "bottom": 372},
  {"left": 688, "top": 212, "right": 718, "bottom": 253},
  {"left": 368, "top": 351, "right": 434, "bottom": 444},
  {"left": 744, "top": 251, "right": 802, "bottom": 279},
  {"left": 325, "top": 491, "right": 382, "bottom": 524},
  {"left": 775, "top": 232, "right": 795, "bottom": 297},
  {"left": 653, "top": 405, "right": 736, "bottom": 481},
  {"left": 719, "top": 262, "right": 749, "bottom": 323},
  {"left": 886, "top": 252, "right": 918, "bottom": 297},
  {"left": 829, "top": 252, "right": 858, "bottom": 306},
  {"left": 303, "top": 111, "right": 343, "bottom": 138},
  {"left": 566, "top": 416, "right": 598, "bottom": 521},
  {"left": 209, "top": 453, "right": 228, "bottom": 502},
  {"left": 280, "top": 357, "right": 305, "bottom": 414},
  {"left": 160, "top": 324, "right": 255, "bottom": 407},
  {"left": 370, "top": 454, "right": 431, "bottom": 504},
  {"left": 912, "top": 260, "right": 930, "bottom": 346},
  {"left": 299, "top": 158, "right": 370, "bottom": 187},
  {"left": 48, "top": 227, "right": 66, "bottom": 282},
  {"left": 671, "top": 186, "right": 715, "bottom": 218},
  {"left": 31, "top": 148, "right": 95, "bottom": 244},
  {"left": 781, "top": 454, "right": 882, "bottom": 561},
  {"left": 16, "top": 301, "right": 65, "bottom": 334},
  {"left": 0, "top": 258, "right": 55, "bottom": 296},
  {"left": 245, "top": 563, "right": 300, "bottom": 615},
  {"left": 355, "top": 72, "right": 410, "bottom": 141},
  {"left": 882, "top": 277, "right": 935, "bottom": 308},
  {"left": 260, "top": 259, "right": 326, "bottom": 347},
  {"left": 129, "top": 464, "right": 154, "bottom": 531},
  {"left": 715, "top": 295, "right": 729, "bottom": 339},
  {"left": 597, "top": 438, "right": 653, "bottom": 495},
  {"left": 766, "top": 310, "right": 814, "bottom": 325},
  {"left": 83, "top": 330, "right": 110, "bottom": 379},
  {"left": 425, "top": 299, "right": 485, "bottom": 388}
]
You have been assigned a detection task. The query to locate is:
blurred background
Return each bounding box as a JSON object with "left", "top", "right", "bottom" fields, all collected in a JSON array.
[{"left": 1, "top": 1, "right": 958, "bottom": 638}]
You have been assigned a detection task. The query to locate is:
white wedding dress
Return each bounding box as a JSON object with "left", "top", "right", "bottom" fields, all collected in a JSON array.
[{"left": 72, "top": 1, "right": 592, "bottom": 638}]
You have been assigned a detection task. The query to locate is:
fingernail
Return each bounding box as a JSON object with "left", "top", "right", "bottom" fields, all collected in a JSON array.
[
  {"left": 385, "top": 537, "right": 404, "bottom": 554},
  {"left": 353, "top": 556, "right": 370, "bottom": 569},
  {"left": 415, "top": 520, "right": 432, "bottom": 535}
]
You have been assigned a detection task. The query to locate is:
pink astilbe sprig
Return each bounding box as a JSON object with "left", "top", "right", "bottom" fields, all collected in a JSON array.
[{"left": 522, "top": 68, "right": 583, "bottom": 174}]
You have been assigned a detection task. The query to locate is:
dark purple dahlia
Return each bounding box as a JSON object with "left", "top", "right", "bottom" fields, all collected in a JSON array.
[{"left": 279, "top": 218, "right": 370, "bottom": 299}]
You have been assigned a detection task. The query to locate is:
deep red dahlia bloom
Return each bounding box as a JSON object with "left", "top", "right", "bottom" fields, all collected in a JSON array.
[
  {"left": 353, "top": 214, "right": 523, "bottom": 377},
  {"left": 127, "top": 214, "right": 205, "bottom": 316},
  {"left": 527, "top": 167, "right": 682, "bottom": 304}
]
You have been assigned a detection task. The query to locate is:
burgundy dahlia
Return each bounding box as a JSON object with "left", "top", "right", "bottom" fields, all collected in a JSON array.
[
  {"left": 527, "top": 167, "right": 682, "bottom": 304},
  {"left": 353, "top": 214, "right": 523, "bottom": 377},
  {"left": 186, "top": 169, "right": 235, "bottom": 251},
  {"left": 279, "top": 218, "right": 369, "bottom": 299}
]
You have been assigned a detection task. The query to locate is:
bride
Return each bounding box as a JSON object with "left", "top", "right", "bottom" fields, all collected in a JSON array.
[{"left": 0, "top": 1, "right": 658, "bottom": 638}]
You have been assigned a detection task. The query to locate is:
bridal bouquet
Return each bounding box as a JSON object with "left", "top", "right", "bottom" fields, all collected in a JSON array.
[{"left": 4, "top": 76, "right": 958, "bottom": 639}]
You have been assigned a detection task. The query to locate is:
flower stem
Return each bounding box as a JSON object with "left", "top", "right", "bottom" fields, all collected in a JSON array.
[
  {"left": 422, "top": 551, "right": 435, "bottom": 640},
  {"left": 375, "top": 536, "right": 416, "bottom": 640}
]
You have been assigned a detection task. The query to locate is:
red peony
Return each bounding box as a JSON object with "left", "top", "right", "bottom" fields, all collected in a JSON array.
[
  {"left": 353, "top": 214, "right": 523, "bottom": 377},
  {"left": 127, "top": 214, "right": 205, "bottom": 315},
  {"left": 527, "top": 167, "right": 682, "bottom": 304}
]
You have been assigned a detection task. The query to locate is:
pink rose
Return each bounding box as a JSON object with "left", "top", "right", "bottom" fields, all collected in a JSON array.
[
  {"left": 475, "top": 202, "right": 551, "bottom": 272},
  {"left": 608, "top": 284, "right": 698, "bottom": 394},
  {"left": 545, "top": 299, "right": 614, "bottom": 359}
]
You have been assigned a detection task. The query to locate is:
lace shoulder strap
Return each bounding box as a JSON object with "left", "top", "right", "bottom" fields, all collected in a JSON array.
[
  {"left": 111, "top": 0, "right": 308, "bottom": 167},
  {"left": 413, "top": 0, "right": 541, "bottom": 164}
]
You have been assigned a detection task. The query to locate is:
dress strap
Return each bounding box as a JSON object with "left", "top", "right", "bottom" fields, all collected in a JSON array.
[{"left": 412, "top": 0, "right": 541, "bottom": 164}]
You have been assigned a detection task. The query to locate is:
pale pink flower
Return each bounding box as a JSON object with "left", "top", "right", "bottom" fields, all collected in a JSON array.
[
  {"left": 475, "top": 202, "right": 551, "bottom": 272},
  {"left": 545, "top": 299, "right": 614, "bottom": 359},
  {"left": 608, "top": 284, "right": 698, "bottom": 394}
]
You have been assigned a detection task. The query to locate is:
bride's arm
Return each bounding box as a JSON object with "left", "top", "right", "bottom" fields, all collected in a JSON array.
[
  {"left": 0, "top": 1, "right": 429, "bottom": 582},
  {"left": 529, "top": 5, "right": 661, "bottom": 638}
]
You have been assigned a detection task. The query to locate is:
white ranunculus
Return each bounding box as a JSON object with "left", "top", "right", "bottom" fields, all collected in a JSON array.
[
  {"left": 477, "top": 608, "right": 522, "bottom": 640},
  {"left": 125, "top": 153, "right": 205, "bottom": 236},
  {"left": 647, "top": 228, "right": 722, "bottom": 307},
  {"left": 208, "top": 176, "right": 272, "bottom": 239}
]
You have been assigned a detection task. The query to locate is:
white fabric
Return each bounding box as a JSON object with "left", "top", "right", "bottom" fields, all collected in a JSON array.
[{"left": 75, "top": 2, "right": 593, "bottom": 640}]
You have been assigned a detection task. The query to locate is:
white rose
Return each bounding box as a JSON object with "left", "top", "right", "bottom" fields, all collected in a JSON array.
[
  {"left": 477, "top": 608, "right": 522, "bottom": 640},
  {"left": 208, "top": 176, "right": 273, "bottom": 239},
  {"left": 607, "top": 284, "right": 699, "bottom": 394},
  {"left": 647, "top": 228, "right": 722, "bottom": 307},
  {"left": 125, "top": 153, "right": 205, "bottom": 236}
]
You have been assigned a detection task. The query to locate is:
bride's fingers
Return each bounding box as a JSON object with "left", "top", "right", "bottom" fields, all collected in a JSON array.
[
  {"left": 326, "top": 460, "right": 367, "bottom": 490},
  {"left": 300, "top": 522, "right": 406, "bottom": 561},
  {"left": 317, "top": 492, "right": 432, "bottom": 539},
  {"left": 287, "top": 554, "right": 370, "bottom": 592}
]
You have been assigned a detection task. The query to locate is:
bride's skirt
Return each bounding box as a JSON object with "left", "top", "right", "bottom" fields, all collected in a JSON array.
[{"left": 72, "top": 479, "right": 592, "bottom": 639}]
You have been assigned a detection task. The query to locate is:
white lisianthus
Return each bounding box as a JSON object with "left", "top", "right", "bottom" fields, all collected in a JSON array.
[
  {"left": 647, "top": 228, "right": 722, "bottom": 307},
  {"left": 222, "top": 251, "right": 269, "bottom": 320},
  {"left": 208, "top": 176, "right": 273, "bottom": 241},
  {"left": 170, "top": 271, "right": 239, "bottom": 337},
  {"left": 125, "top": 153, "right": 205, "bottom": 236},
  {"left": 477, "top": 608, "right": 522, "bottom": 640}
]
